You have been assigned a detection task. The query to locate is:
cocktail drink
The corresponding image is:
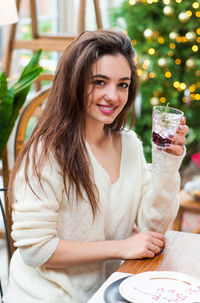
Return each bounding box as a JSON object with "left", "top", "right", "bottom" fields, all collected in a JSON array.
[
  {"left": 152, "top": 106, "right": 184, "bottom": 149},
  {"left": 151, "top": 105, "right": 184, "bottom": 173}
]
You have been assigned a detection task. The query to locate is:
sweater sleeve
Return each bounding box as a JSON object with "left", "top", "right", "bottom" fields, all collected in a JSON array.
[
  {"left": 11, "top": 148, "right": 63, "bottom": 267},
  {"left": 136, "top": 138, "right": 185, "bottom": 233}
]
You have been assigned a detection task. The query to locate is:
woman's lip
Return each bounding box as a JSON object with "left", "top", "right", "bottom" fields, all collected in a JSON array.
[{"left": 97, "top": 104, "right": 116, "bottom": 114}]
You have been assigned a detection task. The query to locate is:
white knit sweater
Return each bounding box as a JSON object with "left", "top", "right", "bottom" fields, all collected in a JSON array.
[{"left": 4, "top": 130, "right": 184, "bottom": 303}]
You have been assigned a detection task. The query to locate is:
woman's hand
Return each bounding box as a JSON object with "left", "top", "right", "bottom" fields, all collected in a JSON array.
[
  {"left": 165, "top": 117, "right": 189, "bottom": 156},
  {"left": 117, "top": 230, "right": 165, "bottom": 260}
]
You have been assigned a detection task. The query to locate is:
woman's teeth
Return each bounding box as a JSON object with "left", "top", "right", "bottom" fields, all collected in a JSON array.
[{"left": 99, "top": 105, "right": 115, "bottom": 111}]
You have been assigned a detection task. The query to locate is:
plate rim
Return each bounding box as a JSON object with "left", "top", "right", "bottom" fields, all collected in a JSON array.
[{"left": 119, "top": 270, "right": 200, "bottom": 303}]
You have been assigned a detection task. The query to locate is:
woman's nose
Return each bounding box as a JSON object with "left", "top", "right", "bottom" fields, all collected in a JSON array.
[{"left": 105, "top": 86, "right": 118, "bottom": 101}]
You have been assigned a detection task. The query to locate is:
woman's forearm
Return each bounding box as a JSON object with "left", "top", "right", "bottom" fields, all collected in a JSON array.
[
  {"left": 43, "top": 230, "right": 165, "bottom": 268},
  {"left": 43, "top": 239, "right": 121, "bottom": 268}
]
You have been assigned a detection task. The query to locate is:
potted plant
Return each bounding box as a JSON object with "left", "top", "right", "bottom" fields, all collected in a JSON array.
[{"left": 0, "top": 49, "right": 43, "bottom": 158}]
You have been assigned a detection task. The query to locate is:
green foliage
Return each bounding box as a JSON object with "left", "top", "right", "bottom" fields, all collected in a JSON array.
[
  {"left": 111, "top": 0, "right": 200, "bottom": 164},
  {"left": 0, "top": 49, "right": 43, "bottom": 158}
]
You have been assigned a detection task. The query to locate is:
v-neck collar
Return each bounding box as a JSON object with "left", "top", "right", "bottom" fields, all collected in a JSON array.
[{"left": 86, "top": 131, "right": 124, "bottom": 186}]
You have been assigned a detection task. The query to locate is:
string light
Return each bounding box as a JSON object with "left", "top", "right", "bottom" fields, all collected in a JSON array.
[
  {"left": 176, "top": 36, "right": 187, "bottom": 43},
  {"left": 163, "top": 6, "right": 174, "bottom": 16},
  {"left": 129, "top": 0, "right": 136, "bottom": 5},
  {"left": 142, "top": 63, "right": 148, "bottom": 69},
  {"left": 144, "top": 28, "right": 154, "bottom": 39},
  {"left": 179, "top": 12, "right": 190, "bottom": 23},
  {"left": 186, "top": 32, "right": 196, "bottom": 42},
  {"left": 160, "top": 97, "right": 166, "bottom": 103},
  {"left": 144, "top": 59, "right": 150, "bottom": 66},
  {"left": 142, "top": 59, "right": 150, "bottom": 69},
  {"left": 169, "top": 32, "right": 178, "bottom": 40},
  {"left": 163, "top": 0, "right": 170, "bottom": 5},
  {"left": 165, "top": 71, "right": 171, "bottom": 78},
  {"left": 158, "top": 36, "right": 165, "bottom": 44},
  {"left": 194, "top": 94, "right": 200, "bottom": 100},
  {"left": 192, "top": 2, "right": 199, "bottom": 9},
  {"left": 175, "top": 59, "right": 181, "bottom": 65},
  {"left": 173, "top": 81, "right": 180, "bottom": 88},
  {"left": 168, "top": 51, "right": 174, "bottom": 57},
  {"left": 175, "top": 0, "right": 182, "bottom": 2},
  {"left": 137, "top": 69, "right": 143, "bottom": 76},
  {"left": 180, "top": 83, "right": 186, "bottom": 90},
  {"left": 149, "top": 72, "right": 155, "bottom": 78},
  {"left": 195, "top": 11, "right": 200, "bottom": 17},
  {"left": 186, "top": 10, "right": 192, "bottom": 17},
  {"left": 170, "top": 43, "right": 176, "bottom": 49},
  {"left": 148, "top": 48, "right": 155, "bottom": 55},
  {"left": 153, "top": 91, "right": 159, "bottom": 97},
  {"left": 151, "top": 97, "right": 159, "bottom": 105},
  {"left": 196, "top": 28, "right": 200, "bottom": 35},
  {"left": 189, "top": 84, "right": 196, "bottom": 92},
  {"left": 192, "top": 45, "right": 199, "bottom": 52}
]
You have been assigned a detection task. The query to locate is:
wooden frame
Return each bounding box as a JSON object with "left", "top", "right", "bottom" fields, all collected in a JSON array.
[{"left": 14, "top": 88, "right": 50, "bottom": 159}]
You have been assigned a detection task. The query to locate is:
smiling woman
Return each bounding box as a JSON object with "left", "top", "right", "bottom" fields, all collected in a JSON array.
[{"left": 3, "top": 30, "right": 188, "bottom": 303}]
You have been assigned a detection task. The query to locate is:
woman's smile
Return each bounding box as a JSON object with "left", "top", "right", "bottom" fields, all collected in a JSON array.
[{"left": 97, "top": 104, "right": 116, "bottom": 114}]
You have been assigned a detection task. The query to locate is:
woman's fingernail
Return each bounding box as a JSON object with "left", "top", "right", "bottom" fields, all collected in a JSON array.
[
  {"left": 165, "top": 143, "right": 171, "bottom": 147},
  {"left": 169, "top": 134, "right": 174, "bottom": 138}
]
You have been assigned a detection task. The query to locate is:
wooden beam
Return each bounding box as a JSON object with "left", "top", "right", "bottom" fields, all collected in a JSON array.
[
  {"left": 3, "top": 0, "right": 21, "bottom": 75},
  {"left": 30, "top": 0, "right": 38, "bottom": 38},
  {"left": 77, "top": 0, "right": 86, "bottom": 34},
  {"left": 36, "top": 74, "right": 54, "bottom": 82},
  {"left": 94, "top": 0, "right": 102, "bottom": 29},
  {"left": 13, "top": 37, "right": 75, "bottom": 52}
]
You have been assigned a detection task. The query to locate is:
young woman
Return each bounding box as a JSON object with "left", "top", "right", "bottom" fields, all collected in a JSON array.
[{"left": 4, "top": 30, "right": 188, "bottom": 303}]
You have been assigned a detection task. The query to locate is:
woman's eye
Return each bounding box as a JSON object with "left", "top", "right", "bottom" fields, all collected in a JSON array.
[
  {"left": 93, "top": 80, "right": 105, "bottom": 86},
  {"left": 119, "top": 82, "right": 129, "bottom": 89}
]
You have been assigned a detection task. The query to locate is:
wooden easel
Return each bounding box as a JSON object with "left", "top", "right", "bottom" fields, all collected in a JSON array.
[{"left": 2, "top": 0, "right": 102, "bottom": 256}]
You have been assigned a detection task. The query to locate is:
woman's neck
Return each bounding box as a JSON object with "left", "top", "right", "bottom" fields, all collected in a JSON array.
[{"left": 85, "top": 121, "right": 110, "bottom": 146}]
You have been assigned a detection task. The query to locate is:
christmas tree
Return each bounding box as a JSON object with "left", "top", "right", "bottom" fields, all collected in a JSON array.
[{"left": 112, "top": 0, "right": 200, "bottom": 164}]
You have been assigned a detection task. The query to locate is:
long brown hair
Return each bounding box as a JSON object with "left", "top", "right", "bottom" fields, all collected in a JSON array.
[{"left": 8, "top": 30, "right": 139, "bottom": 217}]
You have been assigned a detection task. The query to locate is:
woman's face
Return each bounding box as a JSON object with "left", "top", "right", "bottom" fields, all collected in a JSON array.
[{"left": 86, "top": 54, "right": 131, "bottom": 128}]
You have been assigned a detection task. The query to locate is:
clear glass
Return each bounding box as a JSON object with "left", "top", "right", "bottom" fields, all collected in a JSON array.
[
  {"left": 152, "top": 106, "right": 184, "bottom": 149},
  {"left": 151, "top": 106, "right": 184, "bottom": 172}
]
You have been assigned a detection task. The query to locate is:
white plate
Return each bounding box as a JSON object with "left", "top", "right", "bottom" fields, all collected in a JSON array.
[{"left": 119, "top": 271, "right": 200, "bottom": 303}]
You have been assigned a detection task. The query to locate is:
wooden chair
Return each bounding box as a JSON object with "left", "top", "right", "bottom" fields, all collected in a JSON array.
[
  {"left": 14, "top": 88, "right": 50, "bottom": 159},
  {"left": 173, "top": 190, "right": 200, "bottom": 232}
]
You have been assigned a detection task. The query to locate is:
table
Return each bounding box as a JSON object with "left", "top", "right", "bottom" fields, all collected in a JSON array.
[
  {"left": 117, "top": 230, "right": 200, "bottom": 279},
  {"left": 88, "top": 230, "right": 200, "bottom": 302}
]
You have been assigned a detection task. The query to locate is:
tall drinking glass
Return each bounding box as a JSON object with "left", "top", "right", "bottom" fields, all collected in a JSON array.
[{"left": 151, "top": 105, "right": 184, "bottom": 172}]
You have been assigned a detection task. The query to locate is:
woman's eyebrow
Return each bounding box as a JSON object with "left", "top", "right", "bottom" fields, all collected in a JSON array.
[{"left": 92, "top": 74, "right": 131, "bottom": 81}]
